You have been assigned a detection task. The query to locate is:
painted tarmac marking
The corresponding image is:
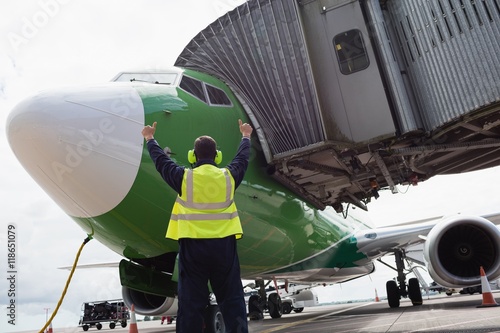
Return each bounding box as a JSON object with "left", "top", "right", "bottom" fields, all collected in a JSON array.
[
  {"left": 412, "top": 315, "right": 500, "bottom": 332},
  {"left": 259, "top": 302, "right": 374, "bottom": 333}
]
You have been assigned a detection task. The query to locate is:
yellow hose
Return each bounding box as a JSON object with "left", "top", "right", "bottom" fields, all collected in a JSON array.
[{"left": 39, "top": 236, "right": 92, "bottom": 333}]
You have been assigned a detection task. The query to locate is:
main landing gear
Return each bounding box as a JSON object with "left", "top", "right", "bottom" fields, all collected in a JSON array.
[
  {"left": 378, "top": 250, "right": 423, "bottom": 308},
  {"left": 248, "top": 279, "right": 283, "bottom": 320},
  {"left": 203, "top": 304, "right": 225, "bottom": 333}
]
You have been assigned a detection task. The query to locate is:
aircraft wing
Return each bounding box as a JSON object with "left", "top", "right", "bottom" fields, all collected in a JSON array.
[
  {"left": 354, "top": 219, "right": 436, "bottom": 261},
  {"left": 353, "top": 212, "right": 500, "bottom": 288},
  {"left": 58, "top": 262, "right": 119, "bottom": 270},
  {"left": 356, "top": 212, "right": 500, "bottom": 261}
]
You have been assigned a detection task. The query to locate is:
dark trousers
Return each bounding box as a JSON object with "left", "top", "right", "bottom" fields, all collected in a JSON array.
[{"left": 176, "top": 237, "right": 248, "bottom": 333}]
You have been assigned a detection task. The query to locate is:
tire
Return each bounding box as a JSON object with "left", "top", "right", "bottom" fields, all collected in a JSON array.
[
  {"left": 109, "top": 322, "right": 116, "bottom": 329},
  {"left": 268, "top": 293, "right": 282, "bottom": 319},
  {"left": 203, "top": 305, "right": 225, "bottom": 333},
  {"left": 408, "top": 278, "right": 423, "bottom": 306},
  {"left": 386, "top": 280, "right": 400, "bottom": 308},
  {"left": 121, "top": 321, "right": 127, "bottom": 328},
  {"left": 96, "top": 323, "right": 102, "bottom": 330},
  {"left": 82, "top": 325, "right": 89, "bottom": 331},
  {"left": 293, "top": 307, "right": 304, "bottom": 313},
  {"left": 282, "top": 302, "right": 292, "bottom": 314},
  {"left": 248, "top": 295, "right": 263, "bottom": 320}
]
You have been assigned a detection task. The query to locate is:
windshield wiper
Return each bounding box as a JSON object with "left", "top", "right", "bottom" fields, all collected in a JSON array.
[{"left": 129, "top": 78, "right": 170, "bottom": 85}]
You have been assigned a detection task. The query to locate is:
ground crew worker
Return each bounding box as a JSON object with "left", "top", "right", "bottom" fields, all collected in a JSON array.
[{"left": 142, "top": 119, "right": 252, "bottom": 333}]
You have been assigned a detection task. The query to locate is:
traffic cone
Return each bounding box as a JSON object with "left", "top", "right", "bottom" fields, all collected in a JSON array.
[
  {"left": 47, "top": 322, "right": 53, "bottom": 333},
  {"left": 477, "top": 266, "right": 499, "bottom": 308},
  {"left": 374, "top": 288, "right": 380, "bottom": 302},
  {"left": 129, "top": 304, "right": 138, "bottom": 333}
]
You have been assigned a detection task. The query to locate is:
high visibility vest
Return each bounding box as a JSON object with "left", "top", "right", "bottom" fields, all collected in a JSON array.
[{"left": 166, "top": 164, "right": 243, "bottom": 240}]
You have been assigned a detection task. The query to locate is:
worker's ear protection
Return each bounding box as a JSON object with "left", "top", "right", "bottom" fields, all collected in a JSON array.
[
  {"left": 187, "top": 149, "right": 223, "bottom": 165},
  {"left": 187, "top": 150, "right": 197, "bottom": 164}
]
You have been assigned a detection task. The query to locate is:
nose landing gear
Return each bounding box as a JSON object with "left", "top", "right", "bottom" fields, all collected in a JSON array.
[{"left": 248, "top": 279, "right": 283, "bottom": 320}]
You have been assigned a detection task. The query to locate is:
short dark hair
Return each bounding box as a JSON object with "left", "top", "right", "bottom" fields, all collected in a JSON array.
[{"left": 194, "top": 136, "right": 217, "bottom": 161}]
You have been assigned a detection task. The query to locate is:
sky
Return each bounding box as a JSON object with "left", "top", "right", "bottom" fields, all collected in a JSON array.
[{"left": 0, "top": 1, "right": 499, "bottom": 332}]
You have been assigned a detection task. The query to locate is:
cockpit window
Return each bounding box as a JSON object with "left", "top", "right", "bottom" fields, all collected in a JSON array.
[
  {"left": 206, "top": 84, "right": 232, "bottom": 106},
  {"left": 113, "top": 73, "right": 178, "bottom": 85},
  {"left": 179, "top": 76, "right": 207, "bottom": 102},
  {"left": 179, "top": 75, "right": 233, "bottom": 106}
]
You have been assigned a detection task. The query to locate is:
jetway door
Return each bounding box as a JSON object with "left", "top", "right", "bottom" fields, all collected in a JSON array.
[{"left": 300, "top": 0, "right": 396, "bottom": 144}]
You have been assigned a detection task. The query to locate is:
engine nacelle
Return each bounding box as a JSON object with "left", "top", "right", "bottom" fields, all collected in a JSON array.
[
  {"left": 122, "top": 286, "right": 178, "bottom": 316},
  {"left": 424, "top": 216, "right": 500, "bottom": 288}
]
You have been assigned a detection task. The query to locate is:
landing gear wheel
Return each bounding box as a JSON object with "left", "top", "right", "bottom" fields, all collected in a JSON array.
[
  {"left": 203, "top": 305, "right": 225, "bottom": 333},
  {"left": 268, "top": 292, "right": 282, "bottom": 318},
  {"left": 109, "top": 322, "right": 116, "bottom": 329},
  {"left": 248, "top": 295, "right": 263, "bottom": 320},
  {"left": 282, "top": 302, "right": 292, "bottom": 314},
  {"left": 293, "top": 307, "right": 304, "bottom": 313},
  {"left": 408, "top": 278, "right": 423, "bottom": 306},
  {"left": 386, "top": 280, "right": 400, "bottom": 308}
]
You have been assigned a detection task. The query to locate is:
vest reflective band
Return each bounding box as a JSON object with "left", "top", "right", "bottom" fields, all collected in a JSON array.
[{"left": 166, "top": 165, "right": 243, "bottom": 240}]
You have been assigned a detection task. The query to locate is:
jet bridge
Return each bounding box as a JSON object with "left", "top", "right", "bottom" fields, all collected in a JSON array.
[{"left": 175, "top": 0, "right": 500, "bottom": 212}]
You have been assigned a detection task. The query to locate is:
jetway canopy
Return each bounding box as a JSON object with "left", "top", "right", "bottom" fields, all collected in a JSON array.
[
  {"left": 175, "top": 0, "right": 500, "bottom": 211},
  {"left": 175, "top": 0, "right": 326, "bottom": 162}
]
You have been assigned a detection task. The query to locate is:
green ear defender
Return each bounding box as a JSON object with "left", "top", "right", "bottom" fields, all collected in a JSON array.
[{"left": 187, "top": 150, "right": 223, "bottom": 165}]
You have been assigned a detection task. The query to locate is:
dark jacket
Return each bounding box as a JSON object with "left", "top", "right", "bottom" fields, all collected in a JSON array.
[{"left": 146, "top": 137, "right": 251, "bottom": 196}]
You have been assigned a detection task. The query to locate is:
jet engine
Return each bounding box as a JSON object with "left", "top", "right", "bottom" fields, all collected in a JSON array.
[
  {"left": 122, "top": 286, "right": 178, "bottom": 316},
  {"left": 424, "top": 216, "right": 500, "bottom": 288}
]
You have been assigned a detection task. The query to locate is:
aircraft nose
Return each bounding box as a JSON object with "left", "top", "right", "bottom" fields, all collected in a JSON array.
[{"left": 6, "top": 84, "right": 145, "bottom": 218}]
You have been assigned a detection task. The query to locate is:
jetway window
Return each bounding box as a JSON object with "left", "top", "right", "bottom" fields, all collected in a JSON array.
[
  {"left": 333, "top": 29, "right": 370, "bottom": 75},
  {"left": 180, "top": 75, "right": 207, "bottom": 102}
]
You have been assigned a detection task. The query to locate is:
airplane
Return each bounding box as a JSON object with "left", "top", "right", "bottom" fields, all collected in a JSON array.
[{"left": 6, "top": 0, "right": 500, "bottom": 331}]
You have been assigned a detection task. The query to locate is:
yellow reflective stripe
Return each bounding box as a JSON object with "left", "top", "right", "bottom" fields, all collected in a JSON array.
[
  {"left": 186, "top": 169, "right": 193, "bottom": 203},
  {"left": 175, "top": 197, "right": 234, "bottom": 209},
  {"left": 170, "top": 212, "right": 239, "bottom": 221},
  {"left": 223, "top": 169, "right": 232, "bottom": 202}
]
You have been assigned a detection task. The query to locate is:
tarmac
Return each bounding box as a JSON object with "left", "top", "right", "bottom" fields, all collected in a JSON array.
[{"left": 17, "top": 292, "right": 500, "bottom": 333}]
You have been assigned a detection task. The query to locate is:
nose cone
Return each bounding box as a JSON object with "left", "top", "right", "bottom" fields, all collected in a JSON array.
[{"left": 7, "top": 84, "right": 145, "bottom": 218}]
